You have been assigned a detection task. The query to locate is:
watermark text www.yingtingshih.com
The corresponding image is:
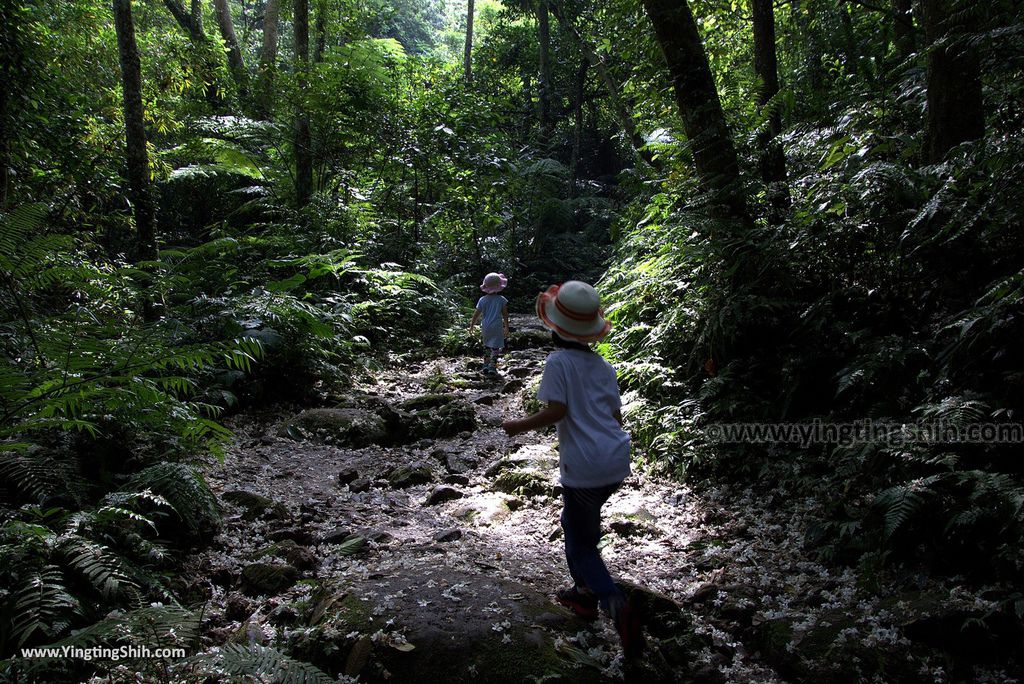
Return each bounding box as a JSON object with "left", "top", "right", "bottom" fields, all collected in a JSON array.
[
  {"left": 19, "top": 644, "right": 186, "bottom": 662},
  {"left": 704, "top": 419, "right": 1024, "bottom": 447}
]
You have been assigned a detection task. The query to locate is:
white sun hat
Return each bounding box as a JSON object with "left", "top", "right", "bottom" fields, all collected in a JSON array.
[
  {"left": 535, "top": 280, "right": 611, "bottom": 343},
  {"left": 480, "top": 272, "right": 508, "bottom": 293}
]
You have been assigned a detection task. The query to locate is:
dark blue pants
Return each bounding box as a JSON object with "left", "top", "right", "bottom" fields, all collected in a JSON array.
[{"left": 560, "top": 482, "right": 624, "bottom": 610}]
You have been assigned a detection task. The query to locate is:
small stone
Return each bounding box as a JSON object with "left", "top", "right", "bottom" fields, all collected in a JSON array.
[
  {"left": 387, "top": 464, "right": 433, "bottom": 489},
  {"left": 268, "top": 604, "right": 299, "bottom": 625},
  {"left": 259, "top": 435, "right": 275, "bottom": 446},
  {"left": 348, "top": 478, "right": 372, "bottom": 493},
  {"left": 222, "top": 490, "right": 288, "bottom": 521},
  {"left": 610, "top": 520, "right": 644, "bottom": 537},
  {"left": 368, "top": 530, "right": 395, "bottom": 544},
  {"left": 224, "top": 593, "right": 254, "bottom": 621},
  {"left": 689, "top": 583, "right": 719, "bottom": 604},
  {"left": 445, "top": 453, "right": 475, "bottom": 474},
  {"left": 434, "top": 529, "right": 462, "bottom": 543},
  {"left": 509, "top": 367, "right": 532, "bottom": 378},
  {"left": 267, "top": 526, "right": 313, "bottom": 545},
  {"left": 320, "top": 527, "right": 352, "bottom": 545},
  {"left": 473, "top": 394, "right": 497, "bottom": 405},
  {"left": 337, "top": 468, "right": 360, "bottom": 486},
  {"left": 271, "top": 540, "right": 318, "bottom": 571},
  {"left": 505, "top": 497, "right": 526, "bottom": 511},
  {"left": 548, "top": 527, "right": 563, "bottom": 541},
  {"left": 444, "top": 474, "right": 471, "bottom": 486},
  {"left": 424, "top": 486, "right": 465, "bottom": 506},
  {"left": 211, "top": 566, "right": 236, "bottom": 588},
  {"left": 501, "top": 379, "right": 525, "bottom": 394}
]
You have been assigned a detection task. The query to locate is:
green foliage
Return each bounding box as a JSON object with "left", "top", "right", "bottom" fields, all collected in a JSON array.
[{"left": 194, "top": 643, "right": 339, "bottom": 684}]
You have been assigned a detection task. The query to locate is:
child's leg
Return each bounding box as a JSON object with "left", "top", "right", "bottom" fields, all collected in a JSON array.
[{"left": 560, "top": 483, "right": 624, "bottom": 612}]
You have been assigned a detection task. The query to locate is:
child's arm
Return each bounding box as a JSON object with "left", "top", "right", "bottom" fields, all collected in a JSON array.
[
  {"left": 468, "top": 308, "right": 481, "bottom": 331},
  {"left": 502, "top": 401, "right": 566, "bottom": 436},
  {"left": 502, "top": 305, "right": 509, "bottom": 336},
  {"left": 614, "top": 409, "right": 623, "bottom": 426}
]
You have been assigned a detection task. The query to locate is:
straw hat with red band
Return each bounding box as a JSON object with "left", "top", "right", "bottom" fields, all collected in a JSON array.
[{"left": 536, "top": 281, "right": 611, "bottom": 343}]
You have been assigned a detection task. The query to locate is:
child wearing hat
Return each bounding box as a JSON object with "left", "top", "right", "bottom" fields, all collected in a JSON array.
[
  {"left": 468, "top": 272, "right": 510, "bottom": 374},
  {"left": 501, "top": 280, "right": 642, "bottom": 659}
]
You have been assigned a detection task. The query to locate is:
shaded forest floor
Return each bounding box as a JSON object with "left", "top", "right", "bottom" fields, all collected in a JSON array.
[{"left": 169, "top": 315, "right": 1019, "bottom": 683}]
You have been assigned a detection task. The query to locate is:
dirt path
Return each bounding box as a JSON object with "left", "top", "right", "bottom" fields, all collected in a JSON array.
[{"left": 180, "top": 315, "right": 1011, "bottom": 683}]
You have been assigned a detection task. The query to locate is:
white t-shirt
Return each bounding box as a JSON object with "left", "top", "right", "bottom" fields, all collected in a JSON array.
[{"left": 536, "top": 349, "right": 631, "bottom": 488}]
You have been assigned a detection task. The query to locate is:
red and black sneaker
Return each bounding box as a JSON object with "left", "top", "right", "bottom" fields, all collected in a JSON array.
[
  {"left": 612, "top": 598, "right": 645, "bottom": 660},
  {"left": 555, "top": 585, "right": 599, "bottom": 620}
]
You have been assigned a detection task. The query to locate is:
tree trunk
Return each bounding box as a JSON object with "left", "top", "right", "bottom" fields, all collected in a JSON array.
[
  {"left": 751, "top": 0, "right": 788, "bottom": 214},
  {"left": 839, "top": 0, "right": 857, "bottom": 75},
  {"left": 463, "top": 0, "right": 474, "bottom": 82},
  {"left": 548, "top": 1, "right": 655, "bottom": 167},
  {"left": 792, "top": 0, "right": 823, "bottom": 96},
  {"left": 313, "top": 0, "right": 327, "bottom": 62},
  {"left": 112, "top": 0, "right": 157, "bottom": 265},
  {"left": 569, "top": 58, "right": 587, "bottom": 197},
  {"left": 294, "top": 0, "right": 312, "bottom": 207},
  {"left": 212, "top": 0, "right": 247, "bottom": 89},
  {"left": 641, "top": 0, "right": 747, "bottom": 220},
  {"left": 537, "top": 0, "right": 552, "bottom": 142},
  {"left": 918, "top": 0, "right": 983, "bottom": 163},
  {"left": 892, "top": 0, "right": 914, "bottom": 57},
  {"left": 258, "top": 0, "right": 281, "bottom": 115},
  {"left": 0, "top": 25, "right": 10, "bottom": 211}
]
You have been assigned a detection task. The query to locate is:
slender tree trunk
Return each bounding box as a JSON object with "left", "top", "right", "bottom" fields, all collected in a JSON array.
[
  {"left": 569, "top": 58, "right": 587, "bottom": 197},
  {"left": 212, "top": 0, "right": 247, "bottom": 89},
  {"left": 313, "top": 0, "right": 327, "bottom": 62},
  {"left": 918, "top": 0, "right": 983, "bottom": 163},
  {"left": 892, "top": 0, "right": 914, "bottom": 57},
  {"left": 751, "top": 0, "right": 788, "bottom": 214},
  {"left": 839, "top": 0, "right": 857, "bottom": 75},
  {"left": 537, "top": 0, "right": 553, "bottom": 142},
  {"left": 0, "top": 16, "right": 11, "bottom": 211},
  {"left": 641, "top": 0, "right": 747, "bottom": 220},
  {"left": 294, "top": 0, "right": 312, "bottom": 207},
  {"left": 792, "top": 0, "right": 823, "bottom": 96},
  {"left": 112, "top": 0, "right": 157, "bottom": 265},
  {"left": 549, "top": 2, "right": 655, "bottom": 167},
  {"left": 258, "top": 0, "right": 281, "bottom": 116},
  {"left": 463, "top": 0, "right": 474, "bottom": 82}
]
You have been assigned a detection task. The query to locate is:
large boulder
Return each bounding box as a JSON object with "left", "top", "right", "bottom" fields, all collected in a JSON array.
[
  {"left": 222, "top": 489, "right": 288, "bottom": 521},
  {"left": 280, "top": 408, "right": 390, "bottom": 447},
  {"left": 240, "top": 562, "right": 298, "bottom": 596},
  {"left": 398, "top": 394, "right": 477, "bottom": 439}
]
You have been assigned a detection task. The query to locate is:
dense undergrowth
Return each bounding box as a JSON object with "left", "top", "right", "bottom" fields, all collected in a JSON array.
[{"left": 600, "top": 4, "right": 1024, "bottom": 591}]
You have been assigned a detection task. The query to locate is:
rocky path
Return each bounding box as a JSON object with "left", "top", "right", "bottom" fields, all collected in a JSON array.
[{"left": 180, "top": 315, "right": 1016, "bottom": 684}]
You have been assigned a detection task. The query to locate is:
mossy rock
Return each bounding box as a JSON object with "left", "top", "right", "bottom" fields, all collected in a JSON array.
[
  {"left": 492, "top": 469, "right": 551, "bottom": 497},
  {"left": 507, "top": 327, "right": 553, "bottom": 350},
  {"left": 402, "top": 398, "right": 477, "bottom": 439},
  {"left": 254, "top": 540, "right": 319, "bottom": 571},
  {"left": 388, "top": 464, "right": 434, "bottom": 488},
  {"left": 280, "top": 408, "right": 390, "bottom": 447},
  {"left": 222, "top": 489, "right": 289, "bottom": 521},
  {"left": 240, "top": 562, "right": 298, "bottom": 596}
]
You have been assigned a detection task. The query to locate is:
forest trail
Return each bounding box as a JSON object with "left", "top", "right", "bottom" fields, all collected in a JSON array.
[{"left": 181, "top": 315, "right": 953, "bottom": 683}]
